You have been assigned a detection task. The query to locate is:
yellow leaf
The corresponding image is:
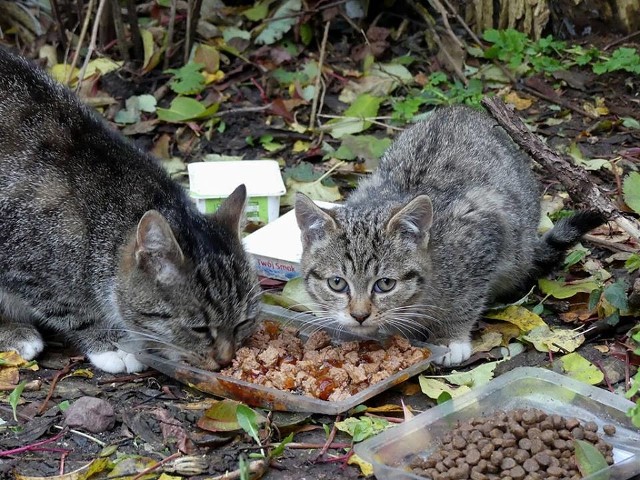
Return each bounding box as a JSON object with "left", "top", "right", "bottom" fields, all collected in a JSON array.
[
  {"left": 399, "top": 382, "right": 421, "bottom": 396},
  {"left": 593, "top": 345, "right": 609, "bottom": 353},
  {"left": 15, "top": 457, "right": 111, "bottom": 480},
  {"left": 472, "top": 331, "right": 503, "bottom": 353},
  {"left": 485, "top": 305, "right": 547, "bottom": 333},
  {"left": 347, "top": 453, "right": 374, "bottom": 476},
  {"left": 71, "top": 369, "right": 94, "bottom": 379},
  {"left": 0, "top": 350, "right": 28, "bottom": 367},
  {"left": 0, "top": 366, "right": 19, "bottom": 388},
  {"left": 49, "top": 64, "right": 79, "bottom": 86},
  {"left": 522, "top": 325, "right": 585, "bottom": 353},
  {"left": 204, "top": 70, "right": 225, "bottom": 84},
  {"left": 158, "top": 475, "right": 182, "bottom": 480},
  {"left": 141, "top": 29, "right": 163, "bottom": 72},
  {"left": 482, "top": 322, "right": 521, "bottom": 344},
  {"left": 560, "top": 352, "right": 604, "bottom": 385},
  {"left": 84, "top": 58, "right": 123, "bottom": 78},
  {"left": 293, "top": 140, "right": 310, "bottom": 153},
  {"left": 418, "top": 376, "right": 471, "bottom": 400},
  {"left": 504, "top": 91, "right": 533, "bottom": 110},
  {"left": 366, "top": 404, "right": 405, "bottom": 414}
]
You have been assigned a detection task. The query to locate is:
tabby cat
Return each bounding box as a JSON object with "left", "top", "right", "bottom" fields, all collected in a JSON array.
[
  {"left": 296, "top": 106, "right": 604, "bottom": 366},
  {"left": 0, "top": 47, "right": 260, "bottom": 373}
]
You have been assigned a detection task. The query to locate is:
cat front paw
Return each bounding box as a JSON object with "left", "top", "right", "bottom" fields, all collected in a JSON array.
[
  {"left": 434, "top": 340, "right": 472, "bottom": 367},
  {"left": 14, "top": 337, "right": 45, "bottom": 360},
  {"left": 87, "top": 350, "right": 147, "bottom": 374}
]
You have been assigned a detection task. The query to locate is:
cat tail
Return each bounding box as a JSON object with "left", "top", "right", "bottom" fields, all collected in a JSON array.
[{"left": 532, "top": 210, "right": 608, "bottom": 276}]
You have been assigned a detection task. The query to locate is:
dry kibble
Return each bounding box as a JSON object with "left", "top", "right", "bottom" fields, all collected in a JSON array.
[{"left": 410, "top": 408, "right": 616, "bottom": 479}]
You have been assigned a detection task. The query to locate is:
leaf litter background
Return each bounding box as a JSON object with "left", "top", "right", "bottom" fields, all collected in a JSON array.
[{"left": 0, "top": 1, "right": 639, "bottom": 479}]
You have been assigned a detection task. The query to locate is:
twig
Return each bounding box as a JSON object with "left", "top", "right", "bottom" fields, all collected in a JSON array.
[
  {"left": 109, "top": 0, "right": 129, "bottom": 62},
  {"left": 124, "top": 0, "right": 143, "bottom": 63},
  {"left": 163, "top": 0, "right": 178, "bottom": 69},
  {"left": 131, "top": 452, "right": 182, "bottom": 480},
  {"left": 481, "top": 97, "right": 640, "bottom": 240},
  {"left": 309, "top": 21, "right": 330, "bottom": 132},
  {"left": 97, "top": 369, "right": 157, "bottom": 384},
  {"left": 0, "top": 428, "right": 67, "bottom": 457},
  {"left": 76, "top": 0, "right": 109, "bottom": 87},
  {"left": 582, "top": 233, "right": 638, "bottom": 253},
  {"left": 37, "top": 358, "right": 83, "bottom": 415},
  {"left": 53, "top": 425, "right": 106, "bottom": 447},
  {"left": 313, "top": 415, "right": 341, "bottom": 461},
  {"left": 65, "top": 0, "right": 95, "bottom": 85},
  {"left": 427, "top": 0, "right": 464, "bottom": 49},
  {"left": 603, "top": 30, "right": 640, "bottom": 51},
  {"left": 206, "top": 458, "right": 269, "bottom": 480},
  {"left": 593, "top": 360, "right": 615, "bottom": 393},
  {"left": 185, "top": 0, "right": 204, "bottom": 64}
]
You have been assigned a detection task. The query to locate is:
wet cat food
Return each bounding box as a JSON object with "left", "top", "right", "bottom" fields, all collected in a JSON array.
[
  {"left": 219, "top": 320, "right": 431, "bottom": 401},
  {"left": 409, "top": 408, "right": 615, "bottom": 480}
]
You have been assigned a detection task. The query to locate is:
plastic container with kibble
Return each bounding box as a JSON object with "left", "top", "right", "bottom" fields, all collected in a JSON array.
[
  {"left": 128, "top": 305, "right": 448, "bottom": 414},
  {"left": 354, "top": 367, "right": 640, "bottom": 480}
]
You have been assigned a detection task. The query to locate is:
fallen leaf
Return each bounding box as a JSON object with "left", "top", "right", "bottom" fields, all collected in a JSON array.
[
  {"left": 156, "top": 97, "right": 219, "bottom": 123},
  {"left": 84, "top": 58, "right": 122, "bottom": 78},
  {"left": 0, "top": 367, "right": 19, "bottom": 388},
  {"left": 504, "top": 91, "right": 533, "bottom": 110},
  {"left": 560, "top": 352, "right": 604, "bottom": 385},
  {"left": 623, "top": 172, "right": 640, "bottom": 215},
  {"left": 418, "top": 376, "right": 470, "bottom": 400},
  {"left": 538, "top": 277, "right": 601, "bottom": 299},
  {"left": 485, "top": 305, "right": 547, "bottom": 333},
  {"left": 366, "top": 404, "right": 405, "bottom": 414},
  {"left": 0, "top": 351, "right": 29, "bottom": 367},
  {"left": 574, "top": 439, "right": 609, "bottom": 477},
  {"left": 593, "top": 345, "right": 609, "bottom": 353},
  {"left": 280, "top": 277, "right": 315, "bottom": 310},
  {"left": 335, "top": 416, "right": 390, "bottom": 442},
  {"left": 472, "top": 331, "right": 504, "bottom": 353},
  {"left": 347, "top": 453, "right": 374, "bottom": 476},
  {"left": 15, "top": 457, "right": 111, "bottom": 480},
  {"left": 197, "top": 399, "right": 266, "bottom": 433},
  {"left": 255, "top": 0, "right": 302, "bottom": 45},
  {"left": 482, "top": 322, "right": 522, "bottom": 344},
  {"left": 522, "top": 325, "right": 585, "bottom": 353},
  {"left": 281, "top": 177, "right": 342, "bottom": 206},
  {"left": 326, "top": 94, "right": 383, "bottom": 138},
  {"left": 439, "top": 361, "right": 501, "bottom": 388},
  {"left": 108, "top": 455, "right": 157, "bottom": 479}
]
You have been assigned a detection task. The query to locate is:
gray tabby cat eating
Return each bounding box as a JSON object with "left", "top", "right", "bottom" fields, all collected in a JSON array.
[
  {"left": 296, "top": 106, "right": 605, "bottom": 366},
  {"left": 0, "top": 48, "right": 260, "bottom": 373}
]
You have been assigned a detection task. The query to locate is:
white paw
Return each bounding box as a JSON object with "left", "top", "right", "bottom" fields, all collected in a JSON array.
[
  {"left": 88, "top": 349, "right": 147, "bottom": 374},
  {"left": 436, "top": 340, "right": 472, "bottom": 367},
  {"left": 15, "top": 337, "right": 45, "bottom": 360}
]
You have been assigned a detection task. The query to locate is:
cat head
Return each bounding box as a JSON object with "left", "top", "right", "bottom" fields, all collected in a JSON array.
[
  {"left": 295, "top": 193, "right": 433, "bottom": 336},
  {"left": 117, "top": 185, "right": 260, "bottom": 370}
]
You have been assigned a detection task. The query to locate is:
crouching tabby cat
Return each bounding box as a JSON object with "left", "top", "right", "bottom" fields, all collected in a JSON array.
[
  {"left": 296, "top": 106, "right": 605, "bottom": 366},
  {"left": 0, "top": 47, "right": 260, "bottom": 373}
]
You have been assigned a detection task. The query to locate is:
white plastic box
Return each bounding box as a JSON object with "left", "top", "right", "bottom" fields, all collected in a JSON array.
[
  {"left": 242, "top": 201, "right": 338, "bottom": 281},
  {"left": 188, "top": 160, "right": 286, "bottom": 224}
]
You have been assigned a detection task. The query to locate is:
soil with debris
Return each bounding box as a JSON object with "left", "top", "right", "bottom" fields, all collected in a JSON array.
[{"left": 1, "top": 6, "right": 639, "bottom": 479}]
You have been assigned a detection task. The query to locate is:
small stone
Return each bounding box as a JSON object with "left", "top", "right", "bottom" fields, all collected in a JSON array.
[{"left": 64, "top": 396, "right": 115, "bottom": 433}]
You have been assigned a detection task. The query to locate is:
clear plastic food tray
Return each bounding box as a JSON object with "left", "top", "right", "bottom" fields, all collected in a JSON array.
[
  {"left": 355, "top": 367, "right": 640, "bottom": 480},
  {"left": 132, "top": 304, "right": 448, "bottom": 414}
]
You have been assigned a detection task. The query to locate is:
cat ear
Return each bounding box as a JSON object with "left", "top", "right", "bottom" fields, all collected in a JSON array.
[
  {"left": 295, "top": 193, "right": 336, "bottom": 247},
  {"left": 135, "top": 210, "right": 185, "bottom": 284},
  {"left": 215, "top": 184, "right": 247, "bottom": 238},
  {"left": 386, "top": 195, "right": 433, "bottom": 244}
]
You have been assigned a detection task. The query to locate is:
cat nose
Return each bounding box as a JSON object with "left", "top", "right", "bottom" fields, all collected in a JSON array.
[{"left": 351, "top": 312, "right": 370, "bottom": 324}]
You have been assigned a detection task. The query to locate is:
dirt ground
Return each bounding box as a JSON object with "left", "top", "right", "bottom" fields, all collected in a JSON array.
[{"left": 0, "top": 16, "right": 639, "bottom": 480}]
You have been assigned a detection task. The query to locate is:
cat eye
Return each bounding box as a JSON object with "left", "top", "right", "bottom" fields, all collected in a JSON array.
[
  {"left": 373, "top": 278, "right": 397, "bottom": 293},
  {"left": 191, "top": 326, "right": 210, "bottom": 334},
  {"left": 327, "top": 276, "right": 348, "bottom": 293}
]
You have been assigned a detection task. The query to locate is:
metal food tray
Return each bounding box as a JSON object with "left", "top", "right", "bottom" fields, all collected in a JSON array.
[
  {"left": 355, "top": 367, "right": 640, "bottom": 480},
  {"left": 131, "top": 304, "right": 447, "bottom": 414}
]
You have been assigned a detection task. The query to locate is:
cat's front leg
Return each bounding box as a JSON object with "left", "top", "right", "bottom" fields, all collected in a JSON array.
[
  {"left": 432, "top": 337, "right": 472, "bottom": 367},
  {"left": 67, "top": 328, "right": 147, "bottom": 374},
  {"left": 0, "top": 318, "right": 45, "bottom": 360}
]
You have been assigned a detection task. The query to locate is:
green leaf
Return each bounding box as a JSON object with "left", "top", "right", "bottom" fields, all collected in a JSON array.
[
  {"left": 603, "top": 281, "right": 629, "bottom": 311},
  {"left": 281, "top": 277, "right": 315, "bottom": 310},
  {"left": 625, "top": 253, "right": 640, "bottom": 273},
  {"left": 198, "top": 399, "right": 244, "bottom": 432},
  {"left": 300, "top": 23, "right": 313, "bottom": 45},
  {"left": 574, "top": 439, "right": 609, "bottom": 478},
  {"left": 165, "top": 62, "right": 206, "bottom": 95},
  {"left": 623, "top": 172, "right": 640, "bottom": 214},
  {"left": 254, "top": 0, "right": 302, "bottom": 45},
  {"left": 156, "top": 97, "right": 219, "bottom": 123},
  {"left": 327, "top": 94, "right": 383, "bottom": 138},
  {"left": 538, "top": 277, "right": 601, "bottom": 299},
  {"left": 9, "top": 381, "right": 27, "bottom": 422},
  {"left": 243, "top": 0, "right": 271, "bottom": 21},
  {"left": 622, "top": 117, "right": 640, "bottom": 129},
  {"left": 560, "top": 352, "right": 604, "bottom": 385},
  {"left": 335, "top": 416, "right": 391, "bottom": 443},
  {"left": 237, "top": 404, "right": 261, "bottom": 445},
  {"left": 564, "top": 249, "right": 587, "bottom": 268},
  {"left": 418, "top": 376, "right": 471, "bottom": 400},
  {"left": 431, "top": 361, "right": 501, "bottom": 388},
  {"left": 58, "top": 400, "right": 70, "bottom": 412},
  {"left": 270, "top": 432, "right": 294, "bottom": 458},
  {"left": 137, "top": 94, "right": 157, "bottom": 113}
]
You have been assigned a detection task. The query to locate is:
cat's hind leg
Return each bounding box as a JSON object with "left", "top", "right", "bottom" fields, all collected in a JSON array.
[{"left": 0, "top": 319, "right": 44, "bottom": 360}]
